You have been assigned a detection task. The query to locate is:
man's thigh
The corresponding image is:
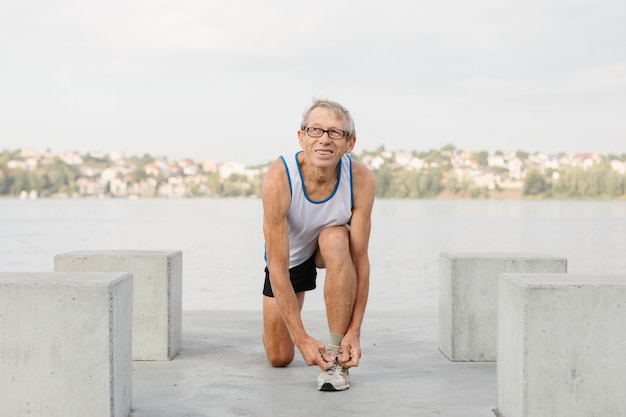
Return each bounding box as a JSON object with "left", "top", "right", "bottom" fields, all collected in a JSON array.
[
  {"left": 262, "top": 292, "right": 305, "bottom": 344},
  {"left": 262, "top": 293, "right": 305, "bottom": 366}
]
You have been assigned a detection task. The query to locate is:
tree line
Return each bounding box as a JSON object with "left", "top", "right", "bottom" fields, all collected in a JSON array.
[{"left": 522, "top": 164, "right": 625, "bottom": 199}]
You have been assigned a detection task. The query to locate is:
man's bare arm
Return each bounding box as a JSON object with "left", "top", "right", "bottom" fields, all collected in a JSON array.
[
  {"left": 262, "top": 159, "right": 334, "bottom": 369},
  {"left": 339, "top": 160, "right": 376, "bottom": 367}
]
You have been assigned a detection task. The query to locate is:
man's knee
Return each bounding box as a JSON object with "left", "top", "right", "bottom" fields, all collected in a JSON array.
[
  {"left": 318, "top": 226, "right": 350, "bottom": 251},
  {"left": 266, "top": 350, "right": 295, "bottom": 367},
  {"left": 263, "top": 333, "right": 295, "bottom": 367}
]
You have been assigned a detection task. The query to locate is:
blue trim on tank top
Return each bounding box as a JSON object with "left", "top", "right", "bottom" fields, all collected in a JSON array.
[
  {"left": 294, "top": 151, "right": 342, "bottom": 204},
  {"left": 346, "top": 154, "right": 354, "bottom": 210},
  {"left": 279, "top": 155, "right": 292, "bottom": 195}
]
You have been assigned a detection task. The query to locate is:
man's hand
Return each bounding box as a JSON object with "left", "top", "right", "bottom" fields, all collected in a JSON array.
[
  {"left": 338, "top": 332, "right": 362, "bottom": 368},
  {"left": 296, "top": 335, "right": 335, "bottom": 371}
]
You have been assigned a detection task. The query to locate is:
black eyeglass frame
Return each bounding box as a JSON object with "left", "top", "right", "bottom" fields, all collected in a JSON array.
[{"left": 304, "top": 127, "right": 349, "bottom": 140}]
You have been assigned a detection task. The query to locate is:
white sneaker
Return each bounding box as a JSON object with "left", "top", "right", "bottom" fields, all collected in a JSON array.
[{"left": 317, "top": 360, "right": 350, "bottom": 391}]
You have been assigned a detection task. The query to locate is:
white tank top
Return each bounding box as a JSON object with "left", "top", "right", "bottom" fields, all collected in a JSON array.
[{"left": 278, "top": 151, "right": 354, "bottom": 268}]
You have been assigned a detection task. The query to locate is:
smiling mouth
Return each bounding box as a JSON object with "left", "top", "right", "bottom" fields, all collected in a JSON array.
[{"left": 315, "top": 150, "right": 334, "bottom": 155}]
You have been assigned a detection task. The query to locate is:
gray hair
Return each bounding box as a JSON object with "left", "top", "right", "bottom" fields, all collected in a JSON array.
[{"left": 300, "top": 98, "right": 356, "bottom": 140}]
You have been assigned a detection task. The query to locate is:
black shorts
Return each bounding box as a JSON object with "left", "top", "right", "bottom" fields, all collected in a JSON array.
[{"left": 263, "top": 255, "right": 317, "bottom": 297}]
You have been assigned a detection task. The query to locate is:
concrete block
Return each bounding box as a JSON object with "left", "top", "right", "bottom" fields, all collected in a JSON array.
[
  {"left": 54, "top": 250, "right": 182, "bottom": 361},
  {"left": 439, "top": 252, "right": 567, "bottom": 361},
  {"left": 0, "top": 272, "right": 132, "bottom": 417},
  {"left": 497, "top": 273, "right": 626, "bottom": 417}
]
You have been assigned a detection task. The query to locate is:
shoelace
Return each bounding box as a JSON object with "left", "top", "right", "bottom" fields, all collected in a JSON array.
[{"left": 325, "top": 360, "right": 344, "bottom": 375}]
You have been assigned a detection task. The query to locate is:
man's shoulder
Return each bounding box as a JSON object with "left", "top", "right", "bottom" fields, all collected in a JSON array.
[
  {"left": 350, "top": 159, "right": 376, "bottom": 204},
  {"left": 262, "top": 158, "right": 291, "bottom": 196},
  {"left": 350, "top": 159, "right": 375, "bottom": 182}
]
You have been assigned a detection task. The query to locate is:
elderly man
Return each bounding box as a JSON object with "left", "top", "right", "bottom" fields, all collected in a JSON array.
[{"left": 261, "top": 98, "right": 376, "bottom": 391}]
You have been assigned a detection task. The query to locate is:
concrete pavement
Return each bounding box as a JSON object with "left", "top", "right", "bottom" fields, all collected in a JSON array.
[{"left": 131, "top": 310, "right": 497, "bottom": 417}]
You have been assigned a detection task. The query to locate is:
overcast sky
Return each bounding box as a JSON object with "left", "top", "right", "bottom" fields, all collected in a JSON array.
[{"left": 1, "top": 0, "right": 625, "bottom": 164}]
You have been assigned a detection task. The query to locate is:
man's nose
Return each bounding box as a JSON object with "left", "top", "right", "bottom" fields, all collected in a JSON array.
[{"left": 319, "top": 131, "right": 332, "bottom": 142}]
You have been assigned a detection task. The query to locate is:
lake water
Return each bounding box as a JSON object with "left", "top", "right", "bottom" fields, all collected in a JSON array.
[{"left": 1, "top": 198, "right": 625, "bottom": 313}]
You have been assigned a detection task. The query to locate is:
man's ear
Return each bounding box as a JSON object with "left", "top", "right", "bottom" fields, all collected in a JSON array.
[
  {"left": 297, "top": 129, "right": 306, "bottom": 149},
  {"left": 346, "top": 136, "right": 357, "bottom": 153}
]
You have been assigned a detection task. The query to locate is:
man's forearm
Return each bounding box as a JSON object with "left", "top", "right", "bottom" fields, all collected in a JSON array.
[
  {"left": 347, "top": 258, "right": 370, "bottom": 335},
  {"left": 270, "top": 271, "right": 308, "bottom": 343}
]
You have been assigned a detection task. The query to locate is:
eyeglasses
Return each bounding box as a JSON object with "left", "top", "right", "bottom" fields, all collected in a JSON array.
[{"left": 304, "top": 127, "right": 348, "bottom": 140}]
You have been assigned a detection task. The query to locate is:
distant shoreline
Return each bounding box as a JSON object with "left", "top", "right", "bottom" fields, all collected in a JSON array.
[{"left": 6, "top": 191, "right": 626, "bottom": 201}]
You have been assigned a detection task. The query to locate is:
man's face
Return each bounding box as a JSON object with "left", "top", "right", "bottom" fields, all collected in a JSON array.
[{"left": 298, "top": 106, "right": 355, "bottom": 169}]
